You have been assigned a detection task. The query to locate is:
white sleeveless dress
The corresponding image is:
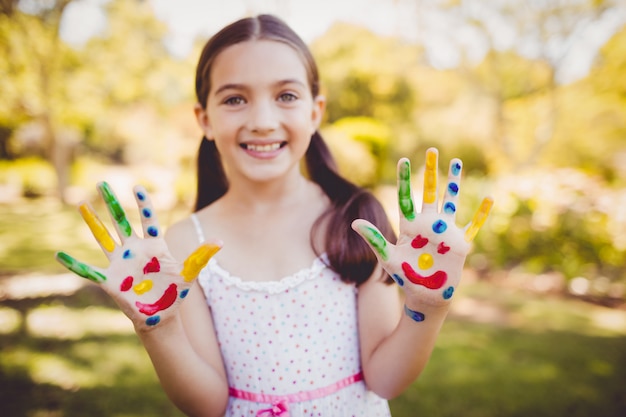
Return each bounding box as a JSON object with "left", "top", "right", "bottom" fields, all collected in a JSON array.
[{"left": 192, "top": 215, "right": 391, "bottom": 417}]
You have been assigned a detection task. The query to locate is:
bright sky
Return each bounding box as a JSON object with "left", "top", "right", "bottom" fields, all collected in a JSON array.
[{"left": 58, "top": 0, "right": 626, "bottom": 84}]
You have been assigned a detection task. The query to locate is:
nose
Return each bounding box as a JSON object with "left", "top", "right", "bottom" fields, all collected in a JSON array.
[{"left": 247, "top": 100, "right": 279, "bottom": 134}]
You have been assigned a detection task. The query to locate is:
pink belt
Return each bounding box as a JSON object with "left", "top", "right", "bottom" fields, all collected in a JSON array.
[{"left": 228, "top": 371, "right": 364, "bottom": 417}]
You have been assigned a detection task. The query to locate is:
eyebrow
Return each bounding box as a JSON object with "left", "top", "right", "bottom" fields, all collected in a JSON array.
[{"left": 213, "top": 78, "right": 307, "bottom": 96}]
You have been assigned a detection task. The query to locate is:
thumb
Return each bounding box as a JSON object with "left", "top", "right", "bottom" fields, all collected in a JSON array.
[
  {"left": 351, "top": 219, "right": 391, "bottom": 262},
  {"left": 180, "top": 241, "right": 222, "bottom": 282}
]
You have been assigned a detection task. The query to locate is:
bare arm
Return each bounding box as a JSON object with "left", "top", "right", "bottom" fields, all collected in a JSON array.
[
  {"left": 55, "top": 182, "right": 228, "bottom": 417},
  {"left": 358, "top": 273, "right": 448, "bottom": 399},
  {"left": 354, "top": 148, "right": 493, "bottom": 399}
]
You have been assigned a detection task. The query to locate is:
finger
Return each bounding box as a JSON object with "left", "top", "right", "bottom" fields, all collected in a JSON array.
[
  {"left": 464, "top": 197, "right": 494, "bottom": 242},
  {"left": 55, "top": 251, "right": 107, "bottom": 283},
  {"left": 98, "top": 181, "right": 133, "bottom": 240},
  {"left": 181, "top": 242, "right": 222, "bottom": 282},
  {"left": 441, "top": 158, "right": 462, "bottom": 219},
  {"left": 351, "top": 219, "right": 391, "bottom": 262},
  {"left": 397, "top": 158, "right": 416, "bottom": 221},
  {"left": 78, "top": 202, "right": 117, "bottom": 254},
  {"left": 133, "top": 185, "right": 160, "bottom": 239},
  {"left": 422, "top": 148, "right": 438, "bottom": 211}
]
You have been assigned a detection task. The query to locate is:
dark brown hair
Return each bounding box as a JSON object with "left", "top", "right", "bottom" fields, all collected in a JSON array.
[{"left": 194, "top": 14, "right": 395, "bottom": 285}]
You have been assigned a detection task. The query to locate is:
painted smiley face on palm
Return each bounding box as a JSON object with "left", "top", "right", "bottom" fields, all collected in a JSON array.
[
  {"left": 352, "top": 148, "right": 493, "bottom": 313},
  {"left": 56, "top": 182, "right": 220, "bottom": 329}
]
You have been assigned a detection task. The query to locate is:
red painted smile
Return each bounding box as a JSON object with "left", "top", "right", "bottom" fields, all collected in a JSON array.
[
  {"left": 401, "top": 263, "right": 447, "bottom": 289},
  {"left": 135, "top": 283, "right": 178, "bottom": 316}
]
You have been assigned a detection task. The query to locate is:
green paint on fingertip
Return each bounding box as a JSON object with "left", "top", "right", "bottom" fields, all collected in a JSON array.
[
  {"left": 56, "top": 252, "right": 107, "bottom": 283},
  {"left": 99, "top": 182, "right": 132, "bottom": 237},
  {"left": 362, "top": 225, "right": 389, "bottom": 261},
  {"left": 398, "top": 160, "right": 415, "bottom": 221}
]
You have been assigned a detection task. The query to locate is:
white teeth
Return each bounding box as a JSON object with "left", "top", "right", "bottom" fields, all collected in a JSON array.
[{"left": 244, "top": 143, "right": 282, "bottom": 152}]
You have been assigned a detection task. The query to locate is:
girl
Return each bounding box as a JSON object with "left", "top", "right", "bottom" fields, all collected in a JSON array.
[{"left": 56, "top": 14, "right": 492, "bottom": 417}]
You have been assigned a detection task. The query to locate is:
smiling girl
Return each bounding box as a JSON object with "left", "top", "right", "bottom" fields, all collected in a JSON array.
[{"left": 56, "top": 14, "right": 492, "bottom": 417}]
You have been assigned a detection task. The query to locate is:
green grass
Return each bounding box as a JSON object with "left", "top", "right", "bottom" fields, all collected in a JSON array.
[{"left": 1, "top": 198, "right": 625, "bottom": 417}]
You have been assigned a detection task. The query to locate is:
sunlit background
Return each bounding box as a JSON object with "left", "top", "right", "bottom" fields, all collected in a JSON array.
[{"left": 1, "top": 0, "right": 625, "bottom": 416}]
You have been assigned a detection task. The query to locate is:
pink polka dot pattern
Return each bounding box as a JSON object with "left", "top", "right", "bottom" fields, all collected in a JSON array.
[{"left": 198, "top": 255, "right": 391, "bottom": 417}]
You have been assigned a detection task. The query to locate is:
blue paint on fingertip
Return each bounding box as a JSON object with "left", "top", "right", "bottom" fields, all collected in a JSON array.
[
  {"left": 451, "top": 162, "right": 462, "bottom": 176},
  {"left": 443, "top": 202, "right": 456, "bottom": 214}
]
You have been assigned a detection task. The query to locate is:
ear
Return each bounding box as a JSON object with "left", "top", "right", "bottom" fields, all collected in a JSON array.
[
  {"left": 194, "top": 103, "right": 214, "bottom": 140},
  {"left": 310, "top": 95, "right": 326, "bottom": 134}
]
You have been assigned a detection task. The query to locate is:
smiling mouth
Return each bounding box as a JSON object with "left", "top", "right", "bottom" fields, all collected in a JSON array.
[
  {"left": 401, "top": 262, "right": 447, "bottom": 289},
  {"left": 241, "top": 142, "right": 286, "bottom": 152}
]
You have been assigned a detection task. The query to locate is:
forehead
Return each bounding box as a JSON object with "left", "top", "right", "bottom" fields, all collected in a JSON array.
[{"left": 210, "top": 40, "right": 310, "bottom": 89}]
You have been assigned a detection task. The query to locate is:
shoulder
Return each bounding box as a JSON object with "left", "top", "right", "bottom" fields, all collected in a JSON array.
[{"left": 164, "top": 213, "right": 201, "bottom": 262}]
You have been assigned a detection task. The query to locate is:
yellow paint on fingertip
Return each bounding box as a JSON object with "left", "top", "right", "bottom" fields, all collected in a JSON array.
[
  {"left": 423, "top": 150, "right": 438, "bottom": 204},
  {"left": 418, "top": 253, "right": 434, "bottom": 270},
  {"left": 465, "top": 198, "right": 494, "bottom": 242},
  {"left": 181, "top": 243, "right": 221, "bottom": 282},
  {"left": 133, "top": 279, "right": 153, "bottom": 295},
  {"left": 79, "top": 204, "right": 115, "bottom": 252}
]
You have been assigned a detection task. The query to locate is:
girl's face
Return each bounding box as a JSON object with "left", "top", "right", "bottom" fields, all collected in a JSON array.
[{"left": 196, "top": 40, "right": 325, "bottom": 186}]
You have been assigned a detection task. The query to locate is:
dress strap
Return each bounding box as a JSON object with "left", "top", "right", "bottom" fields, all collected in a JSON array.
[{"left": 190, "top": 213, "right": 205, "bottom": 244}]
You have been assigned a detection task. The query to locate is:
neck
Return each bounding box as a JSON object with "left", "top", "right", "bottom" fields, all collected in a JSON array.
[{"left": 222, "top": 172, "right": 315, "bottom": 213}]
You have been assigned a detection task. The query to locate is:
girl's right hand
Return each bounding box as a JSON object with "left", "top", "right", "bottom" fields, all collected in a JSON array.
[{"left": 55, "top": 182, "right": 221, "bottom": 331}]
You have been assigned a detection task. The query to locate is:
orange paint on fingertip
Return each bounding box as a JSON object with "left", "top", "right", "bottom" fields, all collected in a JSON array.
[
  {"left": 465, "top": 198, "right": 493, "bottom": 242},
  {"left": 181, "top": 243, "right": 221, "bottom": 282},
  {"left": 423, "top": 150, "right": 438, "bottom": 204}
]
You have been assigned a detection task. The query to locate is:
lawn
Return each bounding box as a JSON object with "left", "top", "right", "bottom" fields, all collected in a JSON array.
[{"left": 1, "top": 199, "right": 625, "bottom": 417}]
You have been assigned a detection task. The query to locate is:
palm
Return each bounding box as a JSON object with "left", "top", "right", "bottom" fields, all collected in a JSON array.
[
  {"left": 56, "top": 182, "right": 220, "bottom": 330},
  {"left": 352, "top": 148, "right": 492, "bottom": 308}
]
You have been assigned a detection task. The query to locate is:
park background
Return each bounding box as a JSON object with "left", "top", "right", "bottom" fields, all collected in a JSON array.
[{"left": 1, "top": 0, "right": 625, "bottom": 416}]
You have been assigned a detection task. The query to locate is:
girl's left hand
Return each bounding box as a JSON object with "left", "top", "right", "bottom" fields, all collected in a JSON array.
[{"left": 352, "top": 148, "right": 493, "bottom": 316}]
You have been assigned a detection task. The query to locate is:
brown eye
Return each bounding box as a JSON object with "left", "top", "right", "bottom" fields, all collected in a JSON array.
[
  {"left": 278, "top": 92, "right": 297, "bottom": 102},
  {"left": 224, "top": 96, "right": 245, "bottom": 105}
]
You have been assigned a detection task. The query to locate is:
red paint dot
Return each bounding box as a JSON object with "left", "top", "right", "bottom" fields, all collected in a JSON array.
[{"left": 120, "top": 276, "right": 133, "bottom": 292}]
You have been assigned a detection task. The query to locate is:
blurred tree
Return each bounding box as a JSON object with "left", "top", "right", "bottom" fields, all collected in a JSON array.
[
  {"left": 543, "top": 25, "right": 626, "bottom": 183},
  {"left": 0, "top": 0, "right": 76, "bottom": 201},
  {"left": 311, "top": 23, "right": 421, "bottom": 182},
  {"left": 0, "top": 0, "right": 190, "bottom": 201},
  {"left": 404, "top": 0, "right": 623, "bottom": 174}
]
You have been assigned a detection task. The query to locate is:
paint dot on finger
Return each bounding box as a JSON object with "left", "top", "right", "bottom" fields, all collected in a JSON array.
[
  {"left": 147, "top": 226, "right": 158, "bottom": 237},
  {"left": 136, "top": 191, "right": 146, "bottom": 201},
  {"left": 448, "top": 182, "right": 459, "bottom": 196},
  {"left": 142, "top": 208, "right": 152, "bottom": 218},
  {"left": 432, "top": 220, "right": 448, "bottom": 234},
  {"left": 451, "top": 162, "right": 462, "bottom": 176},
  {"left": 443, "top": 202, "right": 456, "bottom": 214}
]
